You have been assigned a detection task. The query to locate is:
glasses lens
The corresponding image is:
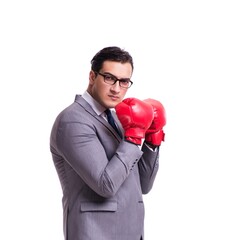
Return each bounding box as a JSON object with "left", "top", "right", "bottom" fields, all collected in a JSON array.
[
  {"left": 119, "top": 79, "right": 131, "bottom": 88},
  {"left": 104, "top": 75, "right": 116, "bottom": 85}
]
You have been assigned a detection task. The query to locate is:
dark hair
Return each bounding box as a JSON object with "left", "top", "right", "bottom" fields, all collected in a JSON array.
[{"left": 91, "top": 46, "right": 134, "bottom": 73}]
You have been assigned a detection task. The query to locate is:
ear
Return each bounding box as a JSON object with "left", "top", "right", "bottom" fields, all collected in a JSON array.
[{"left": 89, "top": 70, "right": 96, "bottom": 84}]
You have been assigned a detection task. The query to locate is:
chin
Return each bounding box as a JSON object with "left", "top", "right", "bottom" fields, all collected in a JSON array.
[{"left": 108, "top": 101, "right": 118, "bottom": 109}]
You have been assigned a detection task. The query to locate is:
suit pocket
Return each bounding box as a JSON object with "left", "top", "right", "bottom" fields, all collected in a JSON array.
[{"left": 80, "top": 200, "right": 117, "bottom": 212}]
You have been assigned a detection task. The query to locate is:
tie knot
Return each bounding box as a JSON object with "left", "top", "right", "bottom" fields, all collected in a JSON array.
[
  {"left": 105, "top": 109, "right": 114, "bottom": 123},
  {"left": 105, "top": 109, "right": 111, "bottom": 115}
]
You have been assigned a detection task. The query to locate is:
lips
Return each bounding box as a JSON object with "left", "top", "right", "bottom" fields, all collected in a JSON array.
[{"left": 108, "top": 95, "right": 119, "bottom": 101}]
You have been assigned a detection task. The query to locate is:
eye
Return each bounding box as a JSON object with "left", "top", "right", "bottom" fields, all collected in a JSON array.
[
  {"left": 120, "top": 79, "right": 130, "bottom": 86},
  {"left": 104, "top": 75, "right": 114, "bottom": 81}
]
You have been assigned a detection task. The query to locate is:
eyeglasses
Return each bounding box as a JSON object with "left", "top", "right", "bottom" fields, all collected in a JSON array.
[{"left": 95, "top": 72, "right": 133, "bottom": 89}]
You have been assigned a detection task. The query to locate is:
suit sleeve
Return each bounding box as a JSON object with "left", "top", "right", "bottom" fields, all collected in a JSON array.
[
  {"left": 56, "top": 121, "right": 143, "bottom": 198},
  {"left": 138, "top": 143, "right": 160, "bottom": 194}
]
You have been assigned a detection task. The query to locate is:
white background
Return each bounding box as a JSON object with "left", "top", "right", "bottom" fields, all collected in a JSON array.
[{"left": 0, "top": 0, "right": 242, "bottom": 239}]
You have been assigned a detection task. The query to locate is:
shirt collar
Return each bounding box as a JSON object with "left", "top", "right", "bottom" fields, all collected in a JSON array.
[{"left": 82, "top": 91, "right": 106, "bottom": 116}]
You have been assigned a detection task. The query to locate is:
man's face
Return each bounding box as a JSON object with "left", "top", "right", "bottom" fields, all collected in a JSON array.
[{"left": 89, "top": 61, "right": 133, "bottom": 109}]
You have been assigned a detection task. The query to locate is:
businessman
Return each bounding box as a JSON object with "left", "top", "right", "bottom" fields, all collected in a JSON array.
[{"left": 50, "top": 46, "right": 166, "bottom": 240}]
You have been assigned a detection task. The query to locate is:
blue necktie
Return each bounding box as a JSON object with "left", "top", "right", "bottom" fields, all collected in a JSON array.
[{"left": 105, "top": 109, "right": 121, "bottom": 137}]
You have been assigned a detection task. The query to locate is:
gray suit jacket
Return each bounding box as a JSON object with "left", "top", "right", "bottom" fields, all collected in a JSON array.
[{"left": 50, "top": 95, "right": 160, "bottom": 240}]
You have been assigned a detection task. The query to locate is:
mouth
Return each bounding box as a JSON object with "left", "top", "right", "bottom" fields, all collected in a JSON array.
[{"left": 108, "top": 95, "right": 119, "bottom": 101}]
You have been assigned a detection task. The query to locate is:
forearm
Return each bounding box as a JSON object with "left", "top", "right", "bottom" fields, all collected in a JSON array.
[
  {"left": 59, "top": 123, "right": 143, "bottom": 197},
  {"left": 138, "top": 144, "right": 160, "bottom": 194}
]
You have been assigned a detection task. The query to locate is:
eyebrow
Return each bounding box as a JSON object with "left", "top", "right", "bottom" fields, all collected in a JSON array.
[{"left": 102, "top": 72, "right": 131, "bottom": 80}]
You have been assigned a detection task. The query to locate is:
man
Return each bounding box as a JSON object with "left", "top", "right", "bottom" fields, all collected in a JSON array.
[{"left": 50, "top": 46, "right": 166, "bottom": 240}]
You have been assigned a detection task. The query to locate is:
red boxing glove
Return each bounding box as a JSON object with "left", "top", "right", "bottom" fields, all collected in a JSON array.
[
  {"left": 115, "top": 98, "right": 154, "bottom": 145},
  {"left": 143, "top": 98, "right": 166, "bottom": 146}
]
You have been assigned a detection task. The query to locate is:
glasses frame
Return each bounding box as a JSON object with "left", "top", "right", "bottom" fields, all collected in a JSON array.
[{"left": 95, "top": 71, "right": 133, "bottom": 89}]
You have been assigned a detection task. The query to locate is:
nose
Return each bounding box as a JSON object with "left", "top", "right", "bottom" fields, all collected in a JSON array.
[{"left": 110, "top": 81, "right": 121, "bottom": 92}]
